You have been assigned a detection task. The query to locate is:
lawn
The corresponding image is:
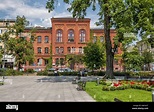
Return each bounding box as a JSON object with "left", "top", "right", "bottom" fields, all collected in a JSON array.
[{"left": 86, "top": 82, "right": 152, "bottom": 102}]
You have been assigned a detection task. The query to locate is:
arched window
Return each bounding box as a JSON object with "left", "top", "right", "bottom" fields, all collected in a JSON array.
[
  {"left": 56, "top": 29, "right": 62, "bottom": 42},
  {"left": 79, "top": 29, "right": 86, "bottom": 42},
  {"left": 68, "top": 29, "right": 74, "bottom": 42}
]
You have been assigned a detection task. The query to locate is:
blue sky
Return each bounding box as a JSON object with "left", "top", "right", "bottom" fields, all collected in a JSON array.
[{"left": 0, "top": 0, "right": 100, "bottom": 28}]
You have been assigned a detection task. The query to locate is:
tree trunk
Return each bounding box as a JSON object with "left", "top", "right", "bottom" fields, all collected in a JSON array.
[
  {"left": 18, "top": 62, "right": 20, "bottom": 71},
  {"left": 148, "top": 63, "right": 150, "bottom": 71},
  {"left": 103, "top": 0, "right": 115, "bottom": 79}
]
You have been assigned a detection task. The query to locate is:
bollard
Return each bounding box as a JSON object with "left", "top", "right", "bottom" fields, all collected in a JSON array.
[
  {"left": 152, "top": 89, "right": 154, "bottom": 102},
  {"left": 96, "top": 77, "right": 99, "bottom": 86}
]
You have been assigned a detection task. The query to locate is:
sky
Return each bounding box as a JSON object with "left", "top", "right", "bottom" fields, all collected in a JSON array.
[{"left": 0, "top": 0, "right": 100, "bottom": 28}]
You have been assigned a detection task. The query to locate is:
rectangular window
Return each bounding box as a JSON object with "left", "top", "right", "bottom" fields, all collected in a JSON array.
[
  {"left": 37, "top": 47, "right": 42, "bottom": 53},
  {"left": 56, "top": 47, "right": 59, "bottom": 54},
  {"left": 37, "top": 36, "right": 42, "bottom": 43},
  {"left": 45, "top": 47, "right": 49, "bottom": 54},
  {"left": 45, "top": 36, "right": 49, "bottom": 43},
  {"left": 0, "top": 46, "right": 2, "bottom": 49}
]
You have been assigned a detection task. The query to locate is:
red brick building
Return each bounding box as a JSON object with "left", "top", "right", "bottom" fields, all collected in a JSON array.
[{"left": 24, "top": 17, "right": 123, "bottom": 71}]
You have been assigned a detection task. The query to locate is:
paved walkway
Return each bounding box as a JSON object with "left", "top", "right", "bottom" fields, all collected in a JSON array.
[{"left": 0, "top": 76, "right": 95, "bottom": 102}]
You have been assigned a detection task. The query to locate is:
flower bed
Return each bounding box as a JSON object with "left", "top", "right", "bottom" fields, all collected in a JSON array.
[{"left": 100, "top": 80, "right": 154, "bottom": 91}]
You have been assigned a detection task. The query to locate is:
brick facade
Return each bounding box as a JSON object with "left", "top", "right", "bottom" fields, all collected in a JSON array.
[{"left": 23, "top": 17, "right": 123, "bottom": 71}]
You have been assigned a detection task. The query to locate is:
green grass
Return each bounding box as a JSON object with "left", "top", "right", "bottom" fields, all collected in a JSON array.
[{"left": 86, "top": 82, "right": 152, "bottom": 102}]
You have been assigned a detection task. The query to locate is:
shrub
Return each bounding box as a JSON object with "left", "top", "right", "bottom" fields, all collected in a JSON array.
[
  {"left": 123, "top": 84, "right": 130, "bottom": 89},
  {"left": 102, "top": 85, "right": 110, "bottom": 91},
  {"left": 37, "top": 71, "right": 48, "bottom": 76},
  {"left": 110, "top": 86, "right": 115, "bottom": 91},
  {"left": 4, "top": 69, "right": 23, "bottom": 76},
  {"left": 25, "top": 69, "right": 35, "bottom": 73},
  {"left": 117, "top": 85, "right": 125, "bottom": 90},
  {"left": 99, "top": 80, "right": 106, "bottom": 85},
  {"left": 146, "top": 87, "right": 152, "bottom": 91}
]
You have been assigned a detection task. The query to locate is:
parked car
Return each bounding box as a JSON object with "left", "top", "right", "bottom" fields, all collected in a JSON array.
[
  {"left": 57, "top": 67, "right": 73, "bottom": 72},
  {"left": 47, "top": 68, "right": 56, "bottom": 75},
  {"left": 33, "top": 68, "right": 42, "bottom": 72}
]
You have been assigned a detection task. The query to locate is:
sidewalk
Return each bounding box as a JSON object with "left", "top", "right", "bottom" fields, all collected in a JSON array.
[{"left": 0, "top": 76, "right": 95, "bottom": 102}]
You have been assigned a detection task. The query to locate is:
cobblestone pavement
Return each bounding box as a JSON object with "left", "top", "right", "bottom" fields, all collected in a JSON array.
[{"left": 0, "top": 76, "right": 95, "bottom": 102}]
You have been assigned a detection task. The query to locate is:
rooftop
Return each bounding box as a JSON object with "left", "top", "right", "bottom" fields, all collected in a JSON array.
[{"left": 0, "top": 19, "right": 16, "bottom": 22}]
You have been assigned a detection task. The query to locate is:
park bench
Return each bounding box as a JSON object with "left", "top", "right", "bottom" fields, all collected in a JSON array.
[
  {"left": 72, "top": 76, "right": 81, "bottom": 84},
  {"left": 114, "top": 98, "right": 123, "bottom": 102},
  {"left": 0, "top": 76, "right": 4, "bottom": 85},
  {"left": 77, "top": 81, "right": 86, "bottom": 91}
]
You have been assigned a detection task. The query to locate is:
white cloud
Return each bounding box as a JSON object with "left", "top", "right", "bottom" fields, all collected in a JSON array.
[
  {"left": 0, "top": 0, "right": 101, "bottom": 28},
  {"left": 0, "top": 0, "right": 54, "bottom": 27}
]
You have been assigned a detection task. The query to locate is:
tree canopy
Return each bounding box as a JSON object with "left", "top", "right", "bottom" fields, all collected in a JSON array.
[
  {"left": 83, "top": 41, "right": 105, "bottom": 70},
  {"left": 4, "top": 16, "right": 35, "bottom": 70}
]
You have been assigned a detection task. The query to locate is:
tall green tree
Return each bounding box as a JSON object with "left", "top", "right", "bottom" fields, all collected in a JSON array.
[
  {"left": 66, "top": 54, "right": 83, "bottom": 70},
  {"left": 83, "top": 41, "right": 105, "bottom": 70},
  {"left": 123, "top": 47, "right": 144, "bottom": 71},
  {"left": 4, "top": 16, "right": 35, "bottom": 71},
  {"left": 142, "top": 50, "right": 154, "bottom": 71},
  {"left": 46, "top": 0, "right": 154, "bottom": 78}
]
